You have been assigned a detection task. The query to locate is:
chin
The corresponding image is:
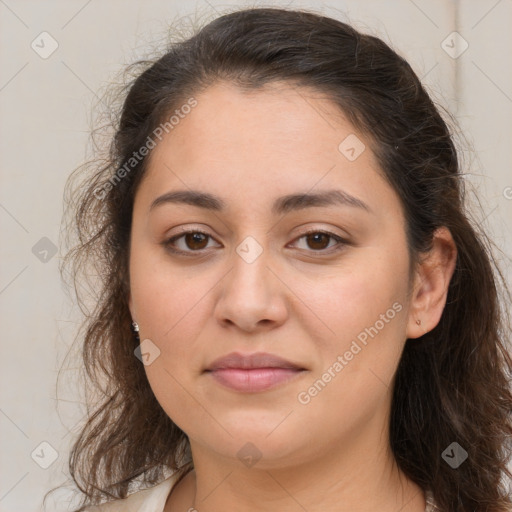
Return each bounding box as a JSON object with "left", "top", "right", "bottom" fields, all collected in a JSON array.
[{"left": 198, "top": 426, "right": 308, "bottom": 466}]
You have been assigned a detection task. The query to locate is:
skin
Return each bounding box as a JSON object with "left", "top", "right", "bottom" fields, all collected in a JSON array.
[{"left": 128, "top": 81, "right": 457, "bottom": 512}]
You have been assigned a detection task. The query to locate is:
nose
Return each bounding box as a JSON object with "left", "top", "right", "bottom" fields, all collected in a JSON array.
[{"left": 214, "top": 244, "right": 289, "bottom": 333}]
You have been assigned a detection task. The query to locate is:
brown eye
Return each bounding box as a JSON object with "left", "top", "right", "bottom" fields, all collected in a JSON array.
[
  {"left": 305, "top": 232, "right": 331, "bottom": 250},
  {"left": 163, "top": 229, "right": 347, "bottom": 257},
  {"left": 291, "top": 230, "right": 347, "bottom": 253},
  {"left": 163, "top": 230, "right": 219, "bottom": 255},
  {"left": 183, "top": 232, "right": 209, "bottom": 250}
]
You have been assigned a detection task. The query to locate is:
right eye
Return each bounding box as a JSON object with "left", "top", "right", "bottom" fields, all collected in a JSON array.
[{"left": 162, "top": 229, "right": 221, "bottom": 256}]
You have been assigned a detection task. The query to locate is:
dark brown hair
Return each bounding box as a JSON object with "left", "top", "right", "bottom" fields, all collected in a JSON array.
[{"left": 58, "top": 6, "right": 512, "bottom": 511}]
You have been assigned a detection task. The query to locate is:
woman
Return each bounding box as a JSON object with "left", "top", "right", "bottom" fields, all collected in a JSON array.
[{"left": 60, "top": 6, "right": 512, "bottom": 512}]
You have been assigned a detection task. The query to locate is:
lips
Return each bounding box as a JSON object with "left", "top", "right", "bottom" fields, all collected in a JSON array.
[
  {"left": 205, "top": 352, "right": 305, "bottom": 371},
  {"left": 204, "top": 352, "right": 307, "bottom": 393}
]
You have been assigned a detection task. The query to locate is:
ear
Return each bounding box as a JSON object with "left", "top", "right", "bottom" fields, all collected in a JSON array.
[
  {"left": 128, "top": 293, "right": 135, "bottom": 321},
  {"left": 406, "top": 226, "right": 457, "bottom": 339}
]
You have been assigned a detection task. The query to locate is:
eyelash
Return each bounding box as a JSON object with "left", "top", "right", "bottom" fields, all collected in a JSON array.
[{"left": 162, "top": 228, "right": 349, "bottom": 257}]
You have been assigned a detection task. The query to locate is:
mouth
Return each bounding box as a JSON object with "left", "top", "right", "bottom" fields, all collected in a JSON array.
[{"left": 204, "top": 352, "right": 307, "bottom": 393}]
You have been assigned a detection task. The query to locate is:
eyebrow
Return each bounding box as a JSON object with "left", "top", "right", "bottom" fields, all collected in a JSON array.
[{"left": 149, "top": 189, "right": 371, "bottom": 215}]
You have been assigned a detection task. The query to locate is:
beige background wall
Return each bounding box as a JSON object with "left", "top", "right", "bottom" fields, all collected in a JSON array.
[{"left": 1, "top": 1, "right": 510, "bottom": 510}]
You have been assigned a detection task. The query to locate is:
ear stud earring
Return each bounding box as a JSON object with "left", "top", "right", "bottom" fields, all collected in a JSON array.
[{"left": 132, "top": 321, "right": 140, "bottom": 340}]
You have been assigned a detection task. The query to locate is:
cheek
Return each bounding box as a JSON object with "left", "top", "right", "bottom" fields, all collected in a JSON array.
[
  {"left": 129, "top": 245, "right": 219, "bottom": 396},
  {"left": 327, "top": 248, "right": 406, "bottom": 308},
  {"left": 304, "top": 249, "right": 410, "bottom": 378},
  {"left": 289, "top": 264, "right": 409, "bottom": 440},
  {"left": 129, "top": 242, "right": 204, "bottom": 337},
  {"left": 129, "top": 254, "right": 211, "bottom": 431}
]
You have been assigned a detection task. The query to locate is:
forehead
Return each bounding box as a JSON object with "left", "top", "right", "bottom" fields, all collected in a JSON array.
[
  {"left": 136, "top": 81, "right": 401, "bottom": 220},
  {"left": 151, "top": 81, "right": 360, "bottom": 165}
]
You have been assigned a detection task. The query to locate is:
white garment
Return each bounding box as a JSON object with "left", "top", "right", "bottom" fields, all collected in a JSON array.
[
  {"left": 85, "top": 472, "right": 180, "bottom": 512},
  {"left": 86, "top": 473, "right": 440, "bottom": 511}
]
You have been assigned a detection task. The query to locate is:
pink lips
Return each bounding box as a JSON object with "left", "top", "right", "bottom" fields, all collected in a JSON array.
[{"left": 205, "top": 352, "right": 307, "bottom": 393}]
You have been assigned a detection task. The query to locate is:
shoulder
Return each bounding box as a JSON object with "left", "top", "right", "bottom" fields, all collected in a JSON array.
[{"left": 84, "top": 472, "right": 180, "bottom": 512}]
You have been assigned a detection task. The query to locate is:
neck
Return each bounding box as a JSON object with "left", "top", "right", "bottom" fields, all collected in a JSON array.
[{"left": 166, "top": 416, "right": 426, "bottom": 511}]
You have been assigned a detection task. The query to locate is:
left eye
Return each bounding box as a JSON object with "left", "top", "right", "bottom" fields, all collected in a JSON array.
[
  {"left": 163, "top": 230, "right": 347, "bottom": 255},
  {"left": 291, "top": 231, "right": 346, "bottom": 252}
]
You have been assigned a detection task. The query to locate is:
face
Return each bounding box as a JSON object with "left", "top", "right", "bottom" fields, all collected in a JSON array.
[{"left": 128, "top": 81, "right": 415, "bottom": 469}]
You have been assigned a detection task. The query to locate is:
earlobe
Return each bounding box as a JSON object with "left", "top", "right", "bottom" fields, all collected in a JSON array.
[{"left": 406, "top": 227, "right": 457, "bottom": 339}]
